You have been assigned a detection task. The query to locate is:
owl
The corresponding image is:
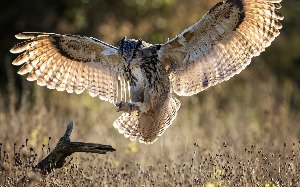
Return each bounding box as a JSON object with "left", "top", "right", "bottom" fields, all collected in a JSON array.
[{"left": 10, "top": 0, "right": 283, "bottom": 144}]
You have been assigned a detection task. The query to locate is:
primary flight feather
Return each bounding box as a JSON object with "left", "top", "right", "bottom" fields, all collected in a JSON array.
[{"left": 10, "top": 0, "right": 283, "bottom": 144}]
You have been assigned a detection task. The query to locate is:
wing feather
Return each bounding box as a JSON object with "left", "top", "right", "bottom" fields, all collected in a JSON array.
[
  {"left": 11, "top": 32, "right": 126, "bottom": 103},
  {"left": 160, "top": 0, "right": 283, "bottom": 96},
  {"left": 66, "top": 59, "right": 77, "bottom": 93}
]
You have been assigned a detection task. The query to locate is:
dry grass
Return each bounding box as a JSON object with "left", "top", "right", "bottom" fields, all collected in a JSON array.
[
  {"left": 1, "top": 63, "right": 300, "bottom": 186},
  {"left": 2, "top": 142, "right": 300, "bottom": 186}
]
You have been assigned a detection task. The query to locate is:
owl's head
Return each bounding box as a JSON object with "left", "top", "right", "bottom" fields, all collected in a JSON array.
[{"left": 118, "top": 37, "right": 143, "bottom": 64}]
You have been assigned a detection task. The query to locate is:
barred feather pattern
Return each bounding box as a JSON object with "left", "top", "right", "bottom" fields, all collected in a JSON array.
[
  {"left": 10, "top": 32, "right": 128, "bottom": 103},
  {"left": 113, "top": 96, "right": 181, "bottom": 144},
  {"left": 160, "top": 0, "right": 283, "bottom": 96},
  {"left": 10, "top": 0, "right": 283, "bottom": 145}
]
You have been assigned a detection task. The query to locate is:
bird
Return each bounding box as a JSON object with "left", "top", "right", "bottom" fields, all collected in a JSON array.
[{"left": 10, "top": 0, "right": 283, "bottom": 144}]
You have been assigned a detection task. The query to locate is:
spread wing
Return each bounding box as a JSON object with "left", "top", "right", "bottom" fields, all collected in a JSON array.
[
  {"left": 10, "top": 32, "right": 126, "bottom": 103},
  {"left": 159, "top": 0, "right": 283, "bottom": 96}
]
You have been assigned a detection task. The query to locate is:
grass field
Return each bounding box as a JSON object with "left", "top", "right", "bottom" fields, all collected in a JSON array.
[
  {"left": 1, "top": 63, "right": 300, "bottom": 186},
  {"left": 1, "top": 0, "right": 299, "bottom": 185}
]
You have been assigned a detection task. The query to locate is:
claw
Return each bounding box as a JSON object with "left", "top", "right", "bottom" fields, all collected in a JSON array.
[
  {"left": 115, "top": 101, "right": 122, "bottom": 107},
  {"left": 115, "top": 101, "right": 142, "bottom": 116},
  {"left": 115, "top": 101, "right": 123, "bottom": 112},
  {"left": 129, "top": 103, "right": 135, "bottom": 111}
]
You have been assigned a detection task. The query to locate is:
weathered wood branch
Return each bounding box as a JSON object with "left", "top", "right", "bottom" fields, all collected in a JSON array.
[{"left": 34, "top": 121, "right": 116, "bottom": 174}]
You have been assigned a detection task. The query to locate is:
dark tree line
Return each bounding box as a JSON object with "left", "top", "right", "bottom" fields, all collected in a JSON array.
[{"left": 1, "top": 0, "right": 299, "bottom": 95}]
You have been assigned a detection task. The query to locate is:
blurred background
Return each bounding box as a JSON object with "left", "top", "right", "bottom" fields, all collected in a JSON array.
[{"left": 0, "top": 0, "right": 300, "bottom": 165}]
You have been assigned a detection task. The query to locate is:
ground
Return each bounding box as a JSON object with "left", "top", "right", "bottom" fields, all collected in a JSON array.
[{"left": 1, "top": 64, "right": 300, "bottom": 186}]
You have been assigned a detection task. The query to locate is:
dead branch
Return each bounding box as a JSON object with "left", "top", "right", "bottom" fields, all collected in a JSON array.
[{"left": 34, "top": 121, "right": 116, "bottom": 174}]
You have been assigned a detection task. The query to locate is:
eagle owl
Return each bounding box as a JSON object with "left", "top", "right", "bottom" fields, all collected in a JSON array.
[{"left": 10, "top": 0, "right": 283, "bottom": 144}]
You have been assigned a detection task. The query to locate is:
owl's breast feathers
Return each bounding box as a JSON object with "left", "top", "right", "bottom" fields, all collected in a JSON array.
[{"left": 138, "top": 45, "right": 170, "bottom": 96}]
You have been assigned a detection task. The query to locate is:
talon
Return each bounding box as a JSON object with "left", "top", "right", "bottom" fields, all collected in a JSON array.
[
  {"left": 129, "top": 103, "right": 135, "bottom": 111},
  {"left": 115, "top": 101, "right": 142, "bottom": 115},
  {"left": 128, "top": 103, "right": 137, "bottom": 116},
  {"left": 115, "top": 101, "right": 122, "bottom": 107},
  {"left": 115, "top": 101, "right": 123, "bottom": 112}
]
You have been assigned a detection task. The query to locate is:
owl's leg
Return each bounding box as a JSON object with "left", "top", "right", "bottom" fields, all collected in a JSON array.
[{"left": 115, "top": 101, "right": 142, "bottom": 115}]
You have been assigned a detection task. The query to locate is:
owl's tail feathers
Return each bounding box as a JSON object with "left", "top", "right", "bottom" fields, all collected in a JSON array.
[{"left": 113, "top": 96, "right": 181, "bottom": 144}]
